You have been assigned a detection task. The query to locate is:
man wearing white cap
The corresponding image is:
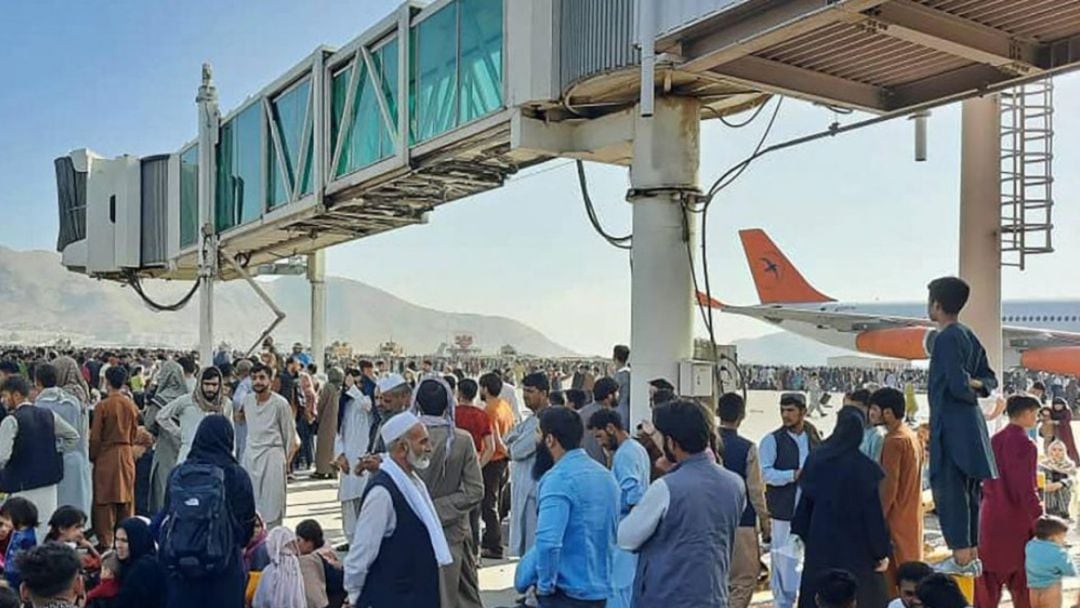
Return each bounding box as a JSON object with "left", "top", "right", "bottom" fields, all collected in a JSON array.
[
  {"left": 369, "top": 373, "right": 413, "bottom": 453},
  {"left": 344, "top": 411, "right": 453, "bottom": 607}
]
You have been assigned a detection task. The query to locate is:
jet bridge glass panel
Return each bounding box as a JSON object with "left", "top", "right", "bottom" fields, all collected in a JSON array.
[
  {"left": 268, "top": 77, "right": 313, "bottom": 208},
  {"left": 179, "top": 145, "right": 199, "bottom": 249},
  {"left": 332, "top": 40, "right": 399, "bottom": 178},
  {"left": 216, "top": 103, "right": 264, "bottom": 232},
  {"left": 458, "top": 0, "right": 503, "bottom": 124}
]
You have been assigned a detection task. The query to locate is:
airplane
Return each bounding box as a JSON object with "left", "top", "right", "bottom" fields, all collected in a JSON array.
[{"left": 700, "top": 229, "right": 1080, "bottom": 376}]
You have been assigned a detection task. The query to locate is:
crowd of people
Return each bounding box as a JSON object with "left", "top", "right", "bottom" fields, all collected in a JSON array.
[{"left": 0, "top": 276, "right": 1076, "bottom": 607}]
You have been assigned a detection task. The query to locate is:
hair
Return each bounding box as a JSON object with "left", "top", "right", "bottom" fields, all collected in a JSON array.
[
  {"left": 1034, "top": 515, "right": 1070, "bottom": 540},
  {"left": 250, "top": 362, "right": 272, "bottom": 378},
  {"left": 613, "top": 344, "right": 630, "bottom": 364},
  {"left": 653, "top": 389, "right": 676, "bottom": 406},
  {"left": 0, "top": 586, "right": 19, "bottom": 608},
  {"left": 654, "top": 400, "right": 712, "bottom": 454},
  {"left": 1032, "top": 381, "right": 1047, "bottom": 392},
  {"left": 0, "top": 496, "right": 39, "bottom": 530},
  {"left": 177, "top": 356, "right": 197, "bottom": 375},
  {"left": 105, "top": 365, "right": 129, "bottom": 390},
  {"left": 550, "top": 392, "right": 566, "bottom": 406},
  {"left": 539, "top": 406, "right": 584, "bottom": 452},
  {"left": 522, "top": 372, "right": 550, "bottom": 394},
  {"left": 478, "top": 373, "right": 503, "bottom": 399},
  {"left": 916, "top": 573, "right": 969, "bottom": 608},
  {"left": 593, "top": 377, "right": 619, "bottom": 403},
  {"left": 295, "top": 519, "right": 325, "bottom": 549},
  {"left": 0, "top": 374, "right": 31, "bottom": 401},
  {"left": 779, "top": 392, "right": 807, "bottom": 410},
  {"left": 34, "top": 363, "right": 58, "bottom": 389},
  {"left": 565, "top": 389, "right": 588, "bottom": 409},
  {"left": 345, "top": 368, "right": 362, "bottom": 379},
  {"left": 443, "top": 374, "right": 457, "bottom": 392},
  {"left": 0, "top": 360, "right": 19, "bottom": 375},
  {"left": 896, "top": 561, "right": 934, "bottom": 585},
  {"left": 815, "top": 569, "right": 858, "bottom": 608},
  {"left": 845, "top": 388, "right": 871, "bottom": 406},
  {"left": 927, "top": 276, "right": 971, "bottom": 315},
  {"left": 46, "top": 506, "right": 87, "bottom": 542},
  {"left": 458, "top": 378, "right": 479, "bottom": 402},
  {"left": 15, "top": 542, "right": 81, "bottom": 600},
  {"left": 416, "top": 379, "right": 449, "bottom": 416},
  {"left": 717, "top": 392, "right": 746, "bottom": 423},
  {"left": 359, "top": 360, "right": 374, "bottom": 371},
  {"left": 587, "top": 407, "right": 625, "bottom": 432},
  {"left": 870, "top": 387, "right": 905, "bottom": 420},
  {"left": 1006, "top": 394, "right": 1041, "bottom": 418}
]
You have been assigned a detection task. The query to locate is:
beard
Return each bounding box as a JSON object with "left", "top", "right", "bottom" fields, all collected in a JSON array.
[
  {"left": 407, "top": 445, "right": 432, "bottom": 470},
  {"left": 532, "top": 440, "right": 555, "bottom": 481},
  {"left": 201, "top": 389, "right": 219, "bottom": 403},
  {"left": 662, "top": 438, "right": 677, "bottom": 464}
]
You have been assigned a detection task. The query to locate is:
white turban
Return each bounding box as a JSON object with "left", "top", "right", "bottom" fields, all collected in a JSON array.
[
  {"left": 380, "top": 411, "right": 421, "bottom": 446},
  {"left": 377, "top": 373, "right": 408, "bottom": 394}
]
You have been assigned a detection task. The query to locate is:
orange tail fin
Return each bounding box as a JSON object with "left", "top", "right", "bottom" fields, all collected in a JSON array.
[{"left": 738, "top": 229, "right": 834, "bottom": 304}]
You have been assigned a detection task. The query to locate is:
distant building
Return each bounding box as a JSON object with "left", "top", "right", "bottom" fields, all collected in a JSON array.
[{"left": 826, "top": 355, "right": 911, "bottom": 371}]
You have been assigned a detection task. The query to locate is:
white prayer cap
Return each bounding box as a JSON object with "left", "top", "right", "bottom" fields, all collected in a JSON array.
[
  {"left": 381, "top": 411, "right": 421, "bottom": 445},
  {"left": 377, "top": 373, "right": 408, "bottom": 394}
]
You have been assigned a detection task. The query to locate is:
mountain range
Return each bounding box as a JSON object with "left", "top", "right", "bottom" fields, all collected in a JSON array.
[{"left": 0, "top": 247, "right": 575, "bottom": 357}]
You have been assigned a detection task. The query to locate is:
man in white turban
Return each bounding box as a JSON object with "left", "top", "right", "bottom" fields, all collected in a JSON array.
[{"left": 344, "top": 411, "right": 452, "bottom": 608}]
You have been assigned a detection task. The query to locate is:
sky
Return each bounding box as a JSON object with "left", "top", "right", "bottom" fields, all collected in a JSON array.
[{"left": 2, "top": 1, "right": 1079, "bottom": 356}]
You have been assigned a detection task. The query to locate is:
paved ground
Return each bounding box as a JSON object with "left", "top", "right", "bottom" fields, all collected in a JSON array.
[{"left": 282, "top": 390, "right": 1076, "bottom": 607}]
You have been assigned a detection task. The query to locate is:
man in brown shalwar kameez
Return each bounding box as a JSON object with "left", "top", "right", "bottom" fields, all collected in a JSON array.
[
  {"left": 313, "top": 367, "right": 343, "bottom": 479},
  {"left": 89, "top": 365, "right": 141, "bottom": 548}
]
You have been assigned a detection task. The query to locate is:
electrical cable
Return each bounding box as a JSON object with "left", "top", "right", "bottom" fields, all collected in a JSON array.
[
  {"left": 575, "top": 160, "right": 632, "bottom": 250},
  {"left": 125, "top": 270, "right": 201, "bottom": 312},
  {"left": 718, "top": 99, "right": 770, "bottom": 128}
]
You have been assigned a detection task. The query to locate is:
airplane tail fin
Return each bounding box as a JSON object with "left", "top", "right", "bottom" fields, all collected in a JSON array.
[{"left": 738, "top": 229, "right": 835, "bottom": 304}]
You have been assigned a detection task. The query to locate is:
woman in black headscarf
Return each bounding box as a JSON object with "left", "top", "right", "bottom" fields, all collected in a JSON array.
[
  {"left": 163, "top": 416, "right": 257, "bottom": 608},
  {"left": 115, "top": 517, "right": 165, "bottom": 608},
  {"left": 793, "top": 406, "right": 891, "bottom": 608}
]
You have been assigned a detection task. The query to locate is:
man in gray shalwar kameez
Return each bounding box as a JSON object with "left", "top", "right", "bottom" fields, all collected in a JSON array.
[
  {"left": 503, "top": 372, "right": 552, "bottom": 559},
  {"left": 144, "top": 360, "right": 187, "bottom": 513}
]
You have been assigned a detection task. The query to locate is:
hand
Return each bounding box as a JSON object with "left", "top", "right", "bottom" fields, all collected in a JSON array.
[
  {"left": 794, "top": 469, "right": 802, "bottom": 481},
  {"left": 1048, "top": 482, "right": 1063, "bottom": 492},
  {"left": 335, "top": 454, "right": 349, "bottom": 473},
  {"left": 639, "top": 421, "right": 655, "bottom": 436},
  {"left": 969, "top": 379, "right": 983, "bottom": 390},
  {"left": 875, "top": 558, "right": 889, "bottom": 572},
  {"left": 355, "top": 454, "right": 382, "bottom": 475}
]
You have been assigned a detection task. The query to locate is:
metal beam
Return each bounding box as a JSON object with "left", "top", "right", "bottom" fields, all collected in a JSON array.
[
  {"left": 678, "top": 0, "right": 890, "bottom": 73},
  {"left": 712, "top": 55, "right": 887, "bottom": 112},
  {"left": 888, "top": 63, "right": 1008, "bottom": 109},
  {"left": 840, "top": 0, "right": 1041, "bottom": 75}
]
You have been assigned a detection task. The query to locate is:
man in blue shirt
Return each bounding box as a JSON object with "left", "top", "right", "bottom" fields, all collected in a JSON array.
[
  {"left": 586, "top": 407, "right": 650, "bottom": 608},
  {"left": 515, "top": 407, "right": 618, "bottom": 608},
  {"left": 926, "top": 276, "right": 998, "bottom": 576}
]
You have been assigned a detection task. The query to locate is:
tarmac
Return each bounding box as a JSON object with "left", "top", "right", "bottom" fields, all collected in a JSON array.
[{"left": 281, "top": 389, "right": 1075, "bottom": 607}]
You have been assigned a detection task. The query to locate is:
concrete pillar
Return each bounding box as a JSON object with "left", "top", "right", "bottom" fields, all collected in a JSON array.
[
  {"left": 627, "top": 97, "right": 701, "bottom": 428},
  {"left": 958, "top": 95, "right": 1004, "bottom": 376},
  {"left": 196, "top": 64, "right": 220, "bottom": 367},
  {"left": 308, "top": 251, "right": 327, "bottom": 372}
]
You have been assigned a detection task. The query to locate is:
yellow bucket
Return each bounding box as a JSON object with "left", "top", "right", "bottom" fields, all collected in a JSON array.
[{"left": 952, "top": 574, "right": 975, "bottom": 604}]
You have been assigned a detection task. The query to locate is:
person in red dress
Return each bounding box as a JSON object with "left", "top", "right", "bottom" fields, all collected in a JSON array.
[{"left": 976, "top": 394, "right": 1044, "bottom": 608}]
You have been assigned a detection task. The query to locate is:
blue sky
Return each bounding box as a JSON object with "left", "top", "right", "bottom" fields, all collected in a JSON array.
[{"left": 2, "top": 2, "right": 1079, "bottom": 356}]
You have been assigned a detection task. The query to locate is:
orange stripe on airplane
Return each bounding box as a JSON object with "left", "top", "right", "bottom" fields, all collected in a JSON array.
[
  {"left": 855, "top": 327, "right": 935, "bottom": 360},
  {"left": 1020, "top": 347, "right": 1080, "bottom": 376},
  {"left": 738, "top": 229, "right": 834, "bottom": 304}
]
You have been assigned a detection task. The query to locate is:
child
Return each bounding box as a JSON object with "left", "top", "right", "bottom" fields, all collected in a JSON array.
[
  {"left": 1040, "top": 441, "right": 1076, "bottom": 519},
  {"left": 84, "top": 552, "right": 121, "bottom": 608},
  {"left": 815, "top": 569, "right": 858, "bottom": 608},
  {"left": 46, "top": 505, "right": 102, "bottom": 575},
  {"left": 0, "top": 586, "right": 18, "bottom": 608},
  {"left": 0, "top": 497, "right": 38, "bottom": 590},
  {"left": 916, "top": 573, "right": 971, "bottom": 608},
  {"left": 888, "top": 562, "right": 934, "bottom": 608},
  {"left": 296, "top": 519, "right": 345, "bottom": 608},
  {"left": 1026, "top": 516, "right": 1077, "bottom": 608},
  {"left": 1039, "top": 407, "right": 1057, "bottom": 451}
]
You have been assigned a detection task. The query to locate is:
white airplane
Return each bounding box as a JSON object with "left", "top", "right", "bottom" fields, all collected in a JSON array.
[{"left": 702, "top": 229, "right": 1080, "bottom": 376}]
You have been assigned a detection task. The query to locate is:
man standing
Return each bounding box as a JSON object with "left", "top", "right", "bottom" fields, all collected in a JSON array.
[
  {"left": 479, "top": 372, "right": 514, "bottom": 559},
  {"left": 619, "top": 400, "right": 746, "bottom": 607},
  {"left": 336, "top": 368, "right": 374, "bottom": 545},
  {"left": 504, "top": 372, "right": 551, "bottom": 561},
  {"left": 232, "top": 359, "right": 253, "bottom": 462},
  {"left": 34, "top": 363, "right": 91, "bottom": 518},
  {"left": 313, "top": 367, "right": 343, "bottom": 479},
  {"left": 717, "top": 393, "right": 772, "bottom": 608},
  {"left": 414, "top": 378, "right": 485, "bottom": 608},
  {"left": 344, "top": 412, "right": 452, "bottom": 608},
  {"left": 292, "top": 342, "right": 312, "bottom": 367},
  {"left": 926, "top": 276, "right": 998, "bottom": 575},
  {"left": 0, "top": 374, "right": 79, "bottom": 540},
  {"left": 870, "top": 387, "right": 924, "bottom": 593},
  {"left": 88, "top": 366, "right": 139, "bottom": 549},
  {"left": 369, "top": 374, "right": 412, "bottom": 453},
  {"left": 579, "top": 377, "right": 618, "bottom": 465},
  {"left": 976, "top": 395, "right": 1042, "bottom": 608},
  {"left": 586, "top": 408, "right": 650, "bottom": 608},
  {"left": 515, "top": 407, "right": 618, "bottom": 608},
  {"left": 613, "top": 345, "right": 631, "bottom": 428},
  {"left": 845, "top": 389, "right": 885, "bottom": 462},
  {"left": 241, "top": 363, "right": 296, "bottom": 529},
  {"left": 760, "top": 392, "right": 822, "bottom": 608},
  {"left": 156, "top": 366, "right": 233, "bottom": 464}
]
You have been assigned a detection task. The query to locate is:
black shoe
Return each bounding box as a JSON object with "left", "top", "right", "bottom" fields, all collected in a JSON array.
[
  {"left": 481, "top": 548, "right": 504, "bottom": 560},
  {"left": 336, "top": 543, "right": 350, "bottom": 552}
]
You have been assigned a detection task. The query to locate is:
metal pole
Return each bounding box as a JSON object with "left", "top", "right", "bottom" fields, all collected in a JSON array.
[
  {"left": 958, "top": 95, "right": 1004, "bottom": 376},
  {"left": 308, "top": 251, "right": 327, "bottom": 372},
  {"left": 627, "top": 96, "right": 701, "bottom": 427},
  {"left": 196, "top": 63, "right": 220, "bottom": 367}
]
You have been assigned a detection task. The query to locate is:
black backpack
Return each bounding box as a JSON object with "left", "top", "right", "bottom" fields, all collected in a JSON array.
[{"left": 161, "top": 462, "right": 234, "bottom": 578}]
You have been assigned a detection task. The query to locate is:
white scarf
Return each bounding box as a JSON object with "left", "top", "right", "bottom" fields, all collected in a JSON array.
[{"left": 381, "top": 457, "right": 453, "bottom": 567}]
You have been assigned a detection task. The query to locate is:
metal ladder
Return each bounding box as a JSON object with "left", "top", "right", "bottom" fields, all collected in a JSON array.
[{"left": 1000, "top": 79, "right": 1055, "bottom": 270}]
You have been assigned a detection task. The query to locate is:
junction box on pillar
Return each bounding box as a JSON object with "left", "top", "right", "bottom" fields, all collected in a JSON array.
[
  {"left": 958, "top": 95, "right": 1004, "bottom": 377},
  {"left": 627, "top": 96, "right": 701, "bottom": 427}
]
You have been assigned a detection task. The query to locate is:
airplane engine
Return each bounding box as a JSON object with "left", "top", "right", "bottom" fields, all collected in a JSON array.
[
  {"left": 1020, "top": 347, "right": 1080, "bottom": 376},
  {"left": 855, "top": 327, "right": 937, "bottom": 360}
]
